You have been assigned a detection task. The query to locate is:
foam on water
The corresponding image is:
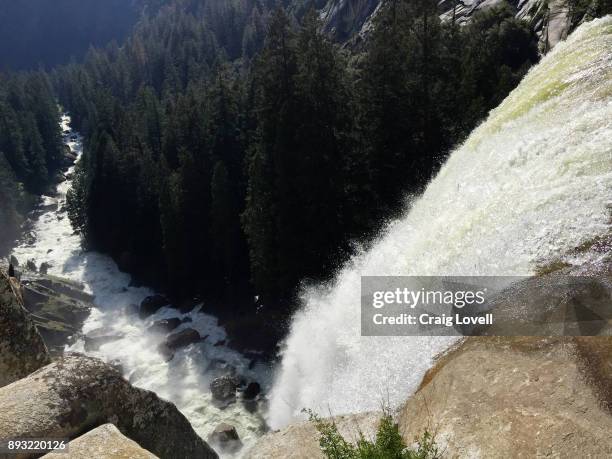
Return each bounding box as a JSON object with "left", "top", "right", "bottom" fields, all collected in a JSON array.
[
  {"left": 267, "top": 17, "right": 612, "bottom": 428},
  {"left": 12, "top": 116, "right": 269, "bottom": 457}
]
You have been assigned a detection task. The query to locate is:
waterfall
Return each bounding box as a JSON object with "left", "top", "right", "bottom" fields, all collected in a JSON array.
[{"left": 266, "top": 17, "right": 612, "bottom": 429}]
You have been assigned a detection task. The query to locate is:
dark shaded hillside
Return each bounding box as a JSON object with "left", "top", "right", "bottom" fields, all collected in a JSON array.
[{"left": 0, "top": 0, "right": 160, "bottom": 71}]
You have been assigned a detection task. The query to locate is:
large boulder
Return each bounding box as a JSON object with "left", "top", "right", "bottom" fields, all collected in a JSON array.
[
  {"left": 398, "top": 336, "right": 612, "bottom": 457},
  {"left": 0, "top": 274, "right": 50, "bottom": 388},
  {"left": 43, "top": 424, "right": 158, "bottom": 459},
  {"left": 0, "top": 353, "right": 218, "bottom": 459}
]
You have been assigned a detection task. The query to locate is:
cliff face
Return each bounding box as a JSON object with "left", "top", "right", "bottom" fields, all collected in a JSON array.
[
  {"left": 0, "top": 272, "right": 50, "bottom": 387},
  {"left": 320, "top": 0, "right": 381, "bottom": 43},
  {"left": 321, "top": 0, "right": 588, "bottom": 52}
]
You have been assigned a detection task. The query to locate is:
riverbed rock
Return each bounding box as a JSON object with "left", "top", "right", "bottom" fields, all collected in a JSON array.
[
  {"left": 165, "top": 328, "right": 201, "bottom": 350},
  {"left": 148, "top": 318, "right": 182, "bottom": 334},
  {"left": 210, "top": 375, "right": 239, "bottom": 404},
  {"left": 0, "top": 274, "right": 50, "bottom": 388},
  {"left": 42, "top": 423, "right": 159, "bottom": 459},
  {"left": 139, "top": 295, "right": 170, "bottom": 318},
  {"left": 0, "top": 353, "right": 218, "bottom": 459},
  {"left": 208, "top": 423, "right": 242, "bottom": 454}
]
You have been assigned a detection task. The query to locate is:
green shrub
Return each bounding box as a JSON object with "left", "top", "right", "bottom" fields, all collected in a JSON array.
[{"left": 306, "top": 408, "right": 440, "bottom": 459}]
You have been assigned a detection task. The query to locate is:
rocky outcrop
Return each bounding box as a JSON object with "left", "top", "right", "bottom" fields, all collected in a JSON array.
[
  {"left": 399, "top": 336, "right": 612, "bottom": 457},
  {"left": 0, "top": 353, "right": 218, "bottom": 459},
  {"left": 437, "top": 0, "right": 587, "bottom": 52},
  {"left": 20, "top": 274, "right": 92, "bottom": 354},
  {"left": 42, "top": 424, "right": 158, "bottom": 459},
  {"left": 337, "top": 0, "right": 593, "bottom": 53},
  {"left": 0, "top": 273, "right": 50, "bottom": 388}
]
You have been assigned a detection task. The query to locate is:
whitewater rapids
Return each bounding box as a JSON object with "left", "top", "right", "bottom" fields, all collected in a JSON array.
[
  {"left": 267, "top": 17, "right": 612, "bottom": 428},
  {"left": 11, "top": 117, "right": 269, "bottom": 457}
]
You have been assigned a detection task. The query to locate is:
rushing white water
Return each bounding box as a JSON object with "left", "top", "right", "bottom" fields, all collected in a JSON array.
[
  {"left": 11, "top": 116, "right": 269, "bottom": 457},
  {"left": 267, "top": 17, "right": 612, "bottom": 429}
]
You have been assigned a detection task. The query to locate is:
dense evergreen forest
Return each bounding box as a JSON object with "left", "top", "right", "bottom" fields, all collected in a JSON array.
[
  {"left": 0, "top": 72, "right": 62, "bottom": 253},
  {"left": 54, "top": 0, "right": 539, "bottom": 321}
]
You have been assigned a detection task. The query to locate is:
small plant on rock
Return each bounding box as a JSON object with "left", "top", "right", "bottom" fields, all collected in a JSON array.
[{"left": 306, "top": 408, "right": 440, "bottom": 459}]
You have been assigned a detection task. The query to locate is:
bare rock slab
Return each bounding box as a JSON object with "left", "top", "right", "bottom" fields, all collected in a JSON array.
[{"left": 42, "top": 423, "right": 158, "bottom": 459}]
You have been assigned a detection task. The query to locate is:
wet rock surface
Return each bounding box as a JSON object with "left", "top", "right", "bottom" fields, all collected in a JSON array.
[{"left": 210, "top": 374, "right": 239, "bottom": 405}]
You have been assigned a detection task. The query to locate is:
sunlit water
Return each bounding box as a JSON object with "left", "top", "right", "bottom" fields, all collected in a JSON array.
[
  {"left": 267, "top": 17, "right": 612, "bottom": 429},
  {"left": 12, "top": 116, "right": 270, "bottom": 457}
]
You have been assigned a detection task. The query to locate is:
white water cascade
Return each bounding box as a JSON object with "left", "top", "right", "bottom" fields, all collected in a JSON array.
[
  {"left": 11, "top": 117, "right": 269, "bottom": 456},
  {"left": 267, "top": 17, "right": 612, "bottom": 429}
]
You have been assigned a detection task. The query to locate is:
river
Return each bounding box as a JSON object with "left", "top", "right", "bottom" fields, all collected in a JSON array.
[{"left": 11, "top": 114, "right": 269, "bottom": 457}]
